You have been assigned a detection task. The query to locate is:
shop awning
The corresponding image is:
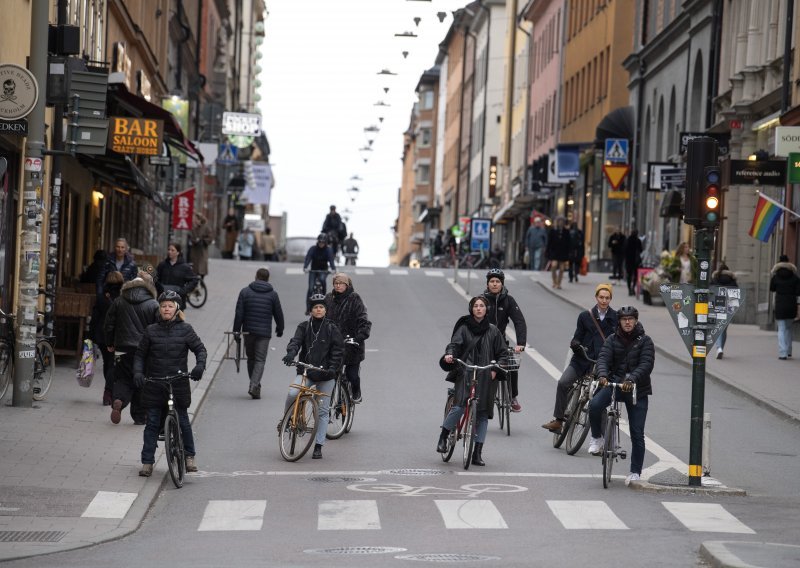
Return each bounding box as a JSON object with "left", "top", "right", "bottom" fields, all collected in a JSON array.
[
  {"left": 595, "top": 106, "right": 635, "bottom": 148},
  {"left": 493, "top": 195, "right": 536, "bottom": 224},
  {"left": 76, "top": 151, "right": 168, "bottom": 211}
]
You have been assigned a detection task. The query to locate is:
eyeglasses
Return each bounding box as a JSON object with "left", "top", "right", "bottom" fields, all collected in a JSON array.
[
  {"left": 619, "top": 317, "right": 636, "bottom": 322},
  {"left": 333, "top": 281, "right": 348, "bottom": 286}
]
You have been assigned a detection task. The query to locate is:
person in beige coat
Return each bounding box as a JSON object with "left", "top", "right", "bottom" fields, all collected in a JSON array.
[
  {"left": 261, "top": 227, "right": 278, "bottom": 261},
  {"left": 189, "top": 213, "right": 214, "bottom": 277}
]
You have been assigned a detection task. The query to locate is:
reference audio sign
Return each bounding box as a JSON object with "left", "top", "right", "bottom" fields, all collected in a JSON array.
[{"left": 109, "top": 117, "right": 164, "bottom": 155}]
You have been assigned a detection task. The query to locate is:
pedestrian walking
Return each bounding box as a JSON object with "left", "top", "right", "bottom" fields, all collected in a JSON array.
[
  {"left": 261, "top": 227, "right": 278, "bottom": 261},
  {"left": 525, "top": 217, "right": 547, "bottom": 270},
  {"left": 325, "top": 273, "right": 371, "bottom": 402},
  {"left": 188, "top": 212, "right": 213, "bottom": 279},
  {"left": 155, "top": 242, "right": 200, "bottom": 309},
  {"left": 237, "top": 227, "right": 255, "bottom": 261},
  {"left": 97, "top": 238, "right": 138, "bottom": 297},
  {"left": 104, "top": 273, "right": 159, "bottom": 425},
  {"left": 341, "top": 233, "right": 359, "bottom": 266},
  {"left": 567, "top": 222, "right": 585, "bottom": 283},
  {"left": 769, "top": 254, "right": 800, "bottom": 360},
  {"left": 233, "top": 268, "right": 285, "bottom": 399},
  {"left": 134, "top": 290, "right": 207, "bottom": 476},
  {"left": 607, "top": 228, "right": 626, "bottom": 281},
  {"left": 221, "top": 208, "right": 240, "bottom": 259},
  {"left": 624, "top": 229, "right": 643, "bottom": 296},
  {"left": 92, "top": 271, "right": 124, "bottom": 406},
  {"left": 710, "top": 263, "right": 738, "bottom": 359},
  {"left": 546, "top": 217, "right": 570, "bottom": 289},
  {"left": 667, "top": 242, "right": 697, "bottom": 284}
]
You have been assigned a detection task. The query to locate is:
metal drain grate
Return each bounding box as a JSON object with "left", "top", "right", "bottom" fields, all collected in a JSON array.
[
  {"left": 308, "top": 476, "right": 376, "bottom": 483},
  {"left": 385, "top": 469, "right": 448, "bottom": 476},
  {"left": 395, "top": 553, "right": 501, "bottom": 563},
  {"left": 304, "top": 546, "right": 407, "bottom": 555},
  {"left": 0, "top": 531, "right": 67, "bottom": 543}
]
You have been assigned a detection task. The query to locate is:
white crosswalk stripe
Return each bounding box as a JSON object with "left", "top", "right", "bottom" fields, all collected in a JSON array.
[
  {"left": 198, "top": 500, "right": 267, "bottom": 531},
  {"left": 662, "top": 502, "right": 755, "bottom": 534},
  {"left": 354, "top": 268, "right": 374, "bottom": 275},
  {"left": 547, "top": 500, "right": 628, "bottom": 530},
  {"left": 390, "top": 269, "right": 408, "bottom": 275},
  {"left": 435, "top": 500, "right": 508, "bottom": 529},
  {"left": 285, "top": 267, "right": 304, "bottom": 275},
  {"left": 424, "top": 270, "right": 445, "bottom": 277},
  {"left": 81, "top": 491, "right": 137, "bottom": 519},
  {"left": 318, "top": 500, "right": 381, "bottom": 530}
]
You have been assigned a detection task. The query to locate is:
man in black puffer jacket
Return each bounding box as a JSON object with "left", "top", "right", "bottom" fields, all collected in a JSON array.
[
  {"left": 587, "top": 306, "right": 654, "bottom": 486},
  {"left": 233, "top": 268, "right": 285, "bottom": 399},
  {"left": 134, "top": 290, "right": 207, "bottom": 477},
  {"left": 104, "top": 274, "right": 159, "bottom": 425}
]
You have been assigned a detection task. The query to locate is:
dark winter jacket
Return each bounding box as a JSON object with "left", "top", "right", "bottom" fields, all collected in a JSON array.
[
  {"left": 710, "top": 268, "right": 738, "bottom": 288},
  {"left": 568, "top": 227, "right": 585, "bottom": 260},
  {"left": 156, "top": 255, "right": 200, "bottom": 301},
  {"left": 596, "top": 322, "right": 655, "bottom": 397},
  {"left": 134, "top": 313, "right": 207, "bottom": 408},
  {"left": 322, "top": 212, "right": 345, "bottom": 240},
  {"left": 624, "top": 233, "right": 643, "bottom": 271},
  {"left": 104, "top": 278, "right": 159, "bottom": 350},
  {"left": 233, "top": 280, "right": 285, "bottom": 338},
  {"left": 770, "top": 261, "right": 800, "bottom": 320},
  {"left": 90, "top": 281, "right": 123, "bottom": 346},
  {"left": 445, "top": 316, "right": 507, "bottom": 418},
  {"left": 607, "top": 232, "right": 626, "bottom": 256},
  {"left": 97, "top": 252, "right": 138, "bottom": 296},
  {"left": 569, "top": 306, "right": 618, "bottom": 374},
  {"left": 546, "top": 226, "right": 571, "bottom": 262},
  {"left": 325, "top": 285, "right": 371, "bottom": 365},
  {"left": 286, "top": 317, "right": 344, "bottom": 382},
  {"left": 304, "top": 245, "right": 336, "bottom": 272},
  {"left": 482, "top": 287, "right": 527, "bottom": 346},
  {"left": 525, "top": 225, "right": 547, "bottom": 250}
]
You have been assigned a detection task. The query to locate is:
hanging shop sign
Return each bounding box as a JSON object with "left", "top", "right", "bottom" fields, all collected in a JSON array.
[
  {"left": 0, "top": 63, "right": 39, "bottom": 120},
  {"left": 222, "top": 112, "right": 262, "bottom": 137},
  {"left": 172, "top": 187, "right": 195, "bottom": 231},
  {"left": 729, "top": 160, "right": 786, "bottom": 186},
  {"left": 0, "top": 118, "right": 27, "bottom": 135},
  {"left": 109, "top": 117, "right": 164, "bottom": 155},
  {"left": 679, "top": 132, "right": 729, "bottom": 156}
]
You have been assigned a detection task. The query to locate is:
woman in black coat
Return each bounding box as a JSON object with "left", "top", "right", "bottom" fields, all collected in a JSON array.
[
  {"left": 133, "top": 291, "right": 207, "bottom": 477},
  {"left": 438, "top": 296, "right": 507, "bottom": 466},
  {"left": 155, "top": 242, "right": 200, "bottom": 309},
  {"left": 624, "top": 229, "right": 643, "bottom": 296},
  {"left": 325, "top": 273, "right": 371, "bottom": 402},
  {"left": 546, "top": 217, "right": 571, "bottom": 289},
  {"left": 770, "top": 255, "right": 800, "bottom": 359},
  {"left": 91, "top": 271, "right": 124, "bottom": 406}
]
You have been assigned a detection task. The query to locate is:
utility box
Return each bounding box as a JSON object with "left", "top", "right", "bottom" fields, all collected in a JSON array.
[{"left": 65, "top": 70, "right": 109, "bottom": 155}]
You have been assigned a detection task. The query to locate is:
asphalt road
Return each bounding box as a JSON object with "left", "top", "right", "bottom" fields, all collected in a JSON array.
[{"left": 5, "top": 261, "right": 799, "bottom": 567}]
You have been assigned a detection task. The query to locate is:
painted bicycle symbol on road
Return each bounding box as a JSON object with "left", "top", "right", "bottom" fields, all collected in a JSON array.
[{"left": 346, "top": 483, "right": 528, "bottom": 497}]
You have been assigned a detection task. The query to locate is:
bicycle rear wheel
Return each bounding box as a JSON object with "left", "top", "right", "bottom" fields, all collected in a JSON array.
[
  {"left": 279, "top": 395, "right": 318, "bottom": 461},
  {"left": 0, "top": 341, "right": 12, "bottom": 400},
  {"left": 602, "top": 414, "right": 616, "bottom": 488},
  {"left": 501, "top": 380, "right": 511, "bottom": 436},
  {"left": 553, "top": 383, "right": 579, "bottom": 449},
  {"left": 462, "top": 400, "right": 477, "bottom": 470},
  {"left": 32, "top": 340, "right": 55, "bottom": 401},
  {"left": 565, "top": 395, "right": 591, "bottom": 455},
  {"left": 441, "top": 393, "right": 455, "bottom": 462},
  {"left": 344, "top": 382, "right": 355, "bottom": 433},
  {"left": 326, "top": 378, "right": 349, "bottom": 440},
  {"left": 187, "top": 280, "right": 207, "bottom": 308},
  {"left": 165, "top": 413, "right": 185, "bottom": 488}
]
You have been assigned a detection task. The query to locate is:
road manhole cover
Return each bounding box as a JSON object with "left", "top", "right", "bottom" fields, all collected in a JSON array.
[
  {"left": 395, "top": 553, "right": 500, "bottom": 563},
  {"left": 304, "top": 546, "right": 407, "bottom": 555},
  {"left": 308, "top": 476, "right": 376, "bottom": 483},
  {"left": 385, "top": 469, "right": 448, "bottom": 476}
]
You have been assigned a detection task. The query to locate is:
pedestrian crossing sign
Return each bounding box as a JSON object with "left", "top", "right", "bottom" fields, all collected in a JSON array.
[
  {"left": 217, "top": 143, "right": 238, "bottom": 165},
  {"left": 604, "top": 138, "right": 629, "bottom": 164}
]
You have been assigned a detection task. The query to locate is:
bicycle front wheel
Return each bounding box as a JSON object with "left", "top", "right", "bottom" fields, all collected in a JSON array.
[
  {"left": 165, "top": 413, "right": 185, "bottom": 488},
  {"left": 441, "top": 393, "right": 455, "bottom": 462},
  {"left": 565, "top": 396, "right": 591, "bottom": 456},
  {"left": 326, "top": 379, "right": 349, "bottom": 440},
  {"left": 187, "top": 280, "right": 208, "bottom": 308},
  {"left": 344, "top": 382, "right": 355, "bottom": 433},
  {"left": 32, "top": 340, "right": 55, "bottom": 401},
  {"left": 462, "top": 400, "right": 477, "bottom": 470},
  {"left": 501, "top": 380, "right": 511, "bottom": 436},
  {"left": 553, "top": 383, "right": 579, "bottom": 449},
  {"left": 0, "top": 340, "right": 12, "bottom": 400},
  {"left": 279, "top": 395, "right": 318, "bottom": 461},
  {"left": 602, "top": 414, "right": 616, "bottom": 488}
]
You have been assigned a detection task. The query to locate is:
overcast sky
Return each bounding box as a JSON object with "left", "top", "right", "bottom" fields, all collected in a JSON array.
[{"left": 260, "top": 0, "right": 470, "bottom": 267}]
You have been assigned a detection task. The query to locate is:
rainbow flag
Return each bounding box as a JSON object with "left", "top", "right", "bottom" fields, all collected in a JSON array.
[{"left": 748, "top": 194, "right": 783, "bottom": 242}]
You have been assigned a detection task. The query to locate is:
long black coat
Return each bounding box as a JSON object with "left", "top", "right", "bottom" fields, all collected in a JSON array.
[
  {"left": 596, "top": 322, "right": 655, "bottom": 397},
  {"left": 770, "top": 262, "right": 800, "bottom": 320},
  {"left": 104, "top": 279, "right": 159, "bottom": 350},
  {"left": 624, "top": 234, "right": 643, "bottom": 272},
  {"left": 134, "top": 315, "right": 207, "bottom": 408},
  {"left": 482, "top": 287, "right": 527, "bottom": 346},
  {"left": 445, "top": 317, "right": 507, "bottom": 418},
  {"left": 325, "top": 286, "right": 371, "bottom": 364},
  {"left": 286, "top": 318, "right": 344, "bottom": 382},
  {"left": 546, "top": 227, "right": 571, "bottom": 262},
  {"left": 569, "top": 306, "right": 618, "bottom": 374},
  {"left": 156, "top": 255, "right": 200, "bottom": 301},
  {"left": 234, "top": 280, "right": 285, "bottom": 338}
]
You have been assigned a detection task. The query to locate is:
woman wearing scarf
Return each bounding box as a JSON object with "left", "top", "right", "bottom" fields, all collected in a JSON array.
[{"left": 438, "top": 296, "right": 507, "bottom": 466}]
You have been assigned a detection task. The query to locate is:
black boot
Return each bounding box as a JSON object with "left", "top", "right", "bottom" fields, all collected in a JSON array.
[
  {"left": 312, "top": 443, "right": 323, "bottom": 459},
  {"left": 471, "top": 442, "right": 485, "bottom": 466},
  {"left": 437, "top": 428, "right": 450, "bottom": 453}
]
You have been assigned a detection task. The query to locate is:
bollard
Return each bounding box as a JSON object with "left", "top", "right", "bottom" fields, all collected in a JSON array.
[{"left": 702, "top": 412, "right": 711, "bottom": 476}]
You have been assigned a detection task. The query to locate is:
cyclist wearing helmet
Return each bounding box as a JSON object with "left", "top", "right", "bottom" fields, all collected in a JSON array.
[
  {"left": 134, "top": 290, "right": 207, "bottom": 477},
  {"left": 282, "top": 294, "right": 344, "bottom": 459},
  {"left": 587, "top": 305, "right": 654, "bottom": 486},
  {"left": 482, "top": 269, "right": 528, "bottom": 412},
  {"left": 303, "top": 234, "right": 336, "bottom": 314}
]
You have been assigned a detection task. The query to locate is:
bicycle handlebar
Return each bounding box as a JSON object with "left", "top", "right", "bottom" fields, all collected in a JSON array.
[
  {"left": 574, "top": 344, "right": 597, "bottom": 364},
  {"left": 146, "top": 373, "right": 191, "bottom": 383},
  {"left": 290, "top": 360, "right": 327, "bottom": 372},
  {"left": 453, "top": 358, "right": 502, "bottom": 372},
  {"left": 602, "top": 381, "right": 637, "bottom": 405}
]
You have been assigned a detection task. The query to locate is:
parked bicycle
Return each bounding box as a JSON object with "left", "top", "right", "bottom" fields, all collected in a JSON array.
[
  {"left": 601, "top": 381, "right": 637, "bottom": 488},
  {"left": 494, "top": 348, "right": 520, "bottom": 436},
  {"left": 278, "top": 360, "right": 329, "bottom": 461},
  {"left": 145, "top": 373, "right": 190, "bottom": 488},
  {"left": 552, "top": 346, "right": 598, "bottom": 455}
]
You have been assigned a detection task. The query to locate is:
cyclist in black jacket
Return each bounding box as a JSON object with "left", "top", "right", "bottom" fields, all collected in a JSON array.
[
  {"left": 303, "top": 234, "right": 336, "bottom": 313},
  {"left": 481, "top": 269, "right": 527, "bottom": 412}
]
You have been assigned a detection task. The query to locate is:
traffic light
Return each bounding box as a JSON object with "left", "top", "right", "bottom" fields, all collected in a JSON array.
[
  {"left": 701, "top": 166, "right": 721, "bottom": 226},
  {"left": 488, "top": 156, "right": 497, "bottom": 198}
]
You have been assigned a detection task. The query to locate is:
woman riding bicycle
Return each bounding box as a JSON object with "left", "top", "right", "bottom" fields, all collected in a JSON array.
[
  {"left": 438, "top": 296, "right": 507, "bottom": 466},
  {"left": 281, "top": 294, "right": 344, "bottom": 460},
  {"left": 133, "top": 290, "right": 207, "bottom": 477}
]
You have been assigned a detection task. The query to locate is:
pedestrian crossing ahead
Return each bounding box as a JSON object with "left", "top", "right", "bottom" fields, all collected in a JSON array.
[{"left": 195, "top": 498, "right": 755, "bottom": 534}]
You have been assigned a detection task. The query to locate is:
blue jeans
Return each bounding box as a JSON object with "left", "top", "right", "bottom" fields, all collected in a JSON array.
[
  {"left": 715, "top": 328, "right": 727, "bottom": 351},
  {"left": 588, "top": 388, "right": 649, "bottom": 475},
  {"left": 777, "top": 319, "right": 794, "bottom": 358},
  {"left": 284, "top": 378, "right": 334, "bottom": 446},
  {"left": 529, "top": 247, "right": 543, "bottom": 270},
  {"left": 141, "top": 406, "right": 195, "bottom": 465},
  {"left": 442, "top": 406, "right": 489, "bottom": 444}
]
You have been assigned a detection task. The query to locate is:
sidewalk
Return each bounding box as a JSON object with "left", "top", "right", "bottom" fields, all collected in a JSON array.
[{"left": 526, "top": 269, "right": 800, "bottom": 424}]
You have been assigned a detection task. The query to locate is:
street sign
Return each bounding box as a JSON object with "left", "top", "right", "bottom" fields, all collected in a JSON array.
[
  {"left": 602, "top": 164, "right": 630, "bottom": 189},
  {"left": 660, "top": 283, "right": 743, "bottom": 356},
  {"left": 217, "top": 142, "right": 238, "bottom": 165},
  {"left": 149, "top": 155, "right": 171, "bottom": 166},
  {"left": 604, "top": 138, "right": 629, "bottom": 163},
  {"left": 222, "top": 112, "right": 261, "bottom": 137},
  {"left": 659, "top": 167, "right": 687, "bottom": 189},
  {"left": 470, "top": 218, "right": 491, "bottom": 252}
]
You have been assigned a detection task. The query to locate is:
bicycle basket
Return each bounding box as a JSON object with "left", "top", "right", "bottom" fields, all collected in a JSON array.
[{"left": 498, "top": 350, "right": 521, "bottom": 371}]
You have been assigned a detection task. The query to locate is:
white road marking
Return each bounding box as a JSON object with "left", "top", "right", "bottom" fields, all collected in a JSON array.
[
  {"left": 547, "top": 500, "right": 628, "bottom": 530},
  {"left": 390, "top": 269, "right": 408, "bottom": 275},
  {"left": 80, "top": 491, "right": 137, "bottom": 519},
  {"left": 662, "top": 502, "right": 755, "bottom": 534},
  {"left": 435, "top": 500, "right": 508, "bottom": 529},
  {"left": 285, "top": 267, "right": 304, "bottom": 275},
  {"left": 425, "top": 270, "right": 445, "bottom": 277},
  {"left": 355, "top": 268, "right": 374, "bottom": 275},
  {"left": 198, "top": 500, "right": 267, "bottom": 531},
  {"left": 318, "top": 500, "right": 381, "bottom": 530},
  {"left": 504, "top": 274, "right": 516, "bottom": 281}
]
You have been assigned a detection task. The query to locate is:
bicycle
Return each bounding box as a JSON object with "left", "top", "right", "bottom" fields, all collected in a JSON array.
[
  {"left": 600, "top": 381, "right": 637, "bottom": 488},
  {"left": 440, "top": 358, "right": 504, "bottom": 470},
  {"left": 145, "top": 373, "right": 191, "bottom": 488},
  {"left": 343, "top": 252, "right": 357, "bottom": 266},
  {"left": 187, "top": 278, "right": 207, "bottom": 308},
  {"left": 305, "top": 269, "right": 330, "bottom": 311},
  {"left": 327, "top": 338, "right": 358, "bottom": 439},
  {"left": 552, "top": 346, "right": 597, "bottom": 454},
  {"left": 279, "top": 360, "right": 329, "bottom": 461},
  {"left": 494, "top": 348, "right": 520, "bottom": 436}
]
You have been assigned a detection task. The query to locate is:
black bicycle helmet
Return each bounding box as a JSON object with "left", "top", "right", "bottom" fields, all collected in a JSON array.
[
  {"left": 158, "top": 289, "right": 181, "bottom": 304},
  {"left": 309, "top": 293, "right": 327, "bottom": 308},
  {"left": 317, "top": 233, "right": 328, "bottom": 243},
  {"left": 486, "top": 268, "right": 505, "bottom": 283},
  {"left": 618, "top": 305, "right": 639, "bottom": 319}
]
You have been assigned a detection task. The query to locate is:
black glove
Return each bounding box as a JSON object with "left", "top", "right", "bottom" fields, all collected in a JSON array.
[
  {"left": 326, "top": 369, "right": 338, "bottom": 380},
  {"left": 276, "top": 330, "right": 283, "bottom": 338},
  {"left": 570, "top": 340, "right": 581, "bottom": 354},
  {"left": 190, "top": 366, "right": 203, "bottom": 381},
  {"left": 134, "top": 374, "right": 145, "bottom": 389},
  {"left": 621, "top": 380, "right": 635, "bottom": 393},
  {"left": 282, "top": 354, "right": 294, "bottom": 366},
  {"left": 233, "top": 332, "right": 241, "bottom": 342}
]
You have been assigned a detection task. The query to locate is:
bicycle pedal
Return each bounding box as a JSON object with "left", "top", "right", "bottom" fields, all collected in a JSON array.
[{"left": 619, "top": 450, "right": 627, "bottom": 460}]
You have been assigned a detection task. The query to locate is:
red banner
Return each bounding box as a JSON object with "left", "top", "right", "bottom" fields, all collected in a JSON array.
[{"left": 172, "top": 187, "right": 195, "bottom": 230}]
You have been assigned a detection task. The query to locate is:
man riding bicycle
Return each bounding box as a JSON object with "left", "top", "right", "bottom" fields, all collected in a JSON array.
[
  {"left": 303, "top": 234, "right": 336, "bottom": 314},
  {"left": 322, "top": 205, "right": 346, "bottom": 257},
  {"left": 588, "top": 305, "right": 654, "bottom": 486}
]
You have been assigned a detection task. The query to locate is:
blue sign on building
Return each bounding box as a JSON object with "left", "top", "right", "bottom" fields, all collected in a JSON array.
[
  {"left": 470, "top": 218, "right": 492, "bottom": 252},
  {"left": 217, "top": 143, "right": 239, "bottom": 165}
]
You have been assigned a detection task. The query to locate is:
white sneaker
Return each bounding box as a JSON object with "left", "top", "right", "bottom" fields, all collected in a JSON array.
[
  {"left": 587, "top": 437, "right": 604, "bottom": 455},
  {"left": 625, "top": 473, "right": 640, "bottom": 486},
  {"left": 716, "top": 349, "right": 723, "bottom": 359}
]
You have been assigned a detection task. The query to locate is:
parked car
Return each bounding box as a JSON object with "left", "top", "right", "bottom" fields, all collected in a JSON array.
[{"left": 285, "top": 236, "right": 318, "bottom": 263}]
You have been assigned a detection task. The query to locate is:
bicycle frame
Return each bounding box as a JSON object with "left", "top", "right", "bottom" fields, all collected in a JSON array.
[
  {"left": 146, "top": 373, "right": 190, "bottom": 488},
  {"left": 601, "top": 381, "right": 637, "bottom": 488}
]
